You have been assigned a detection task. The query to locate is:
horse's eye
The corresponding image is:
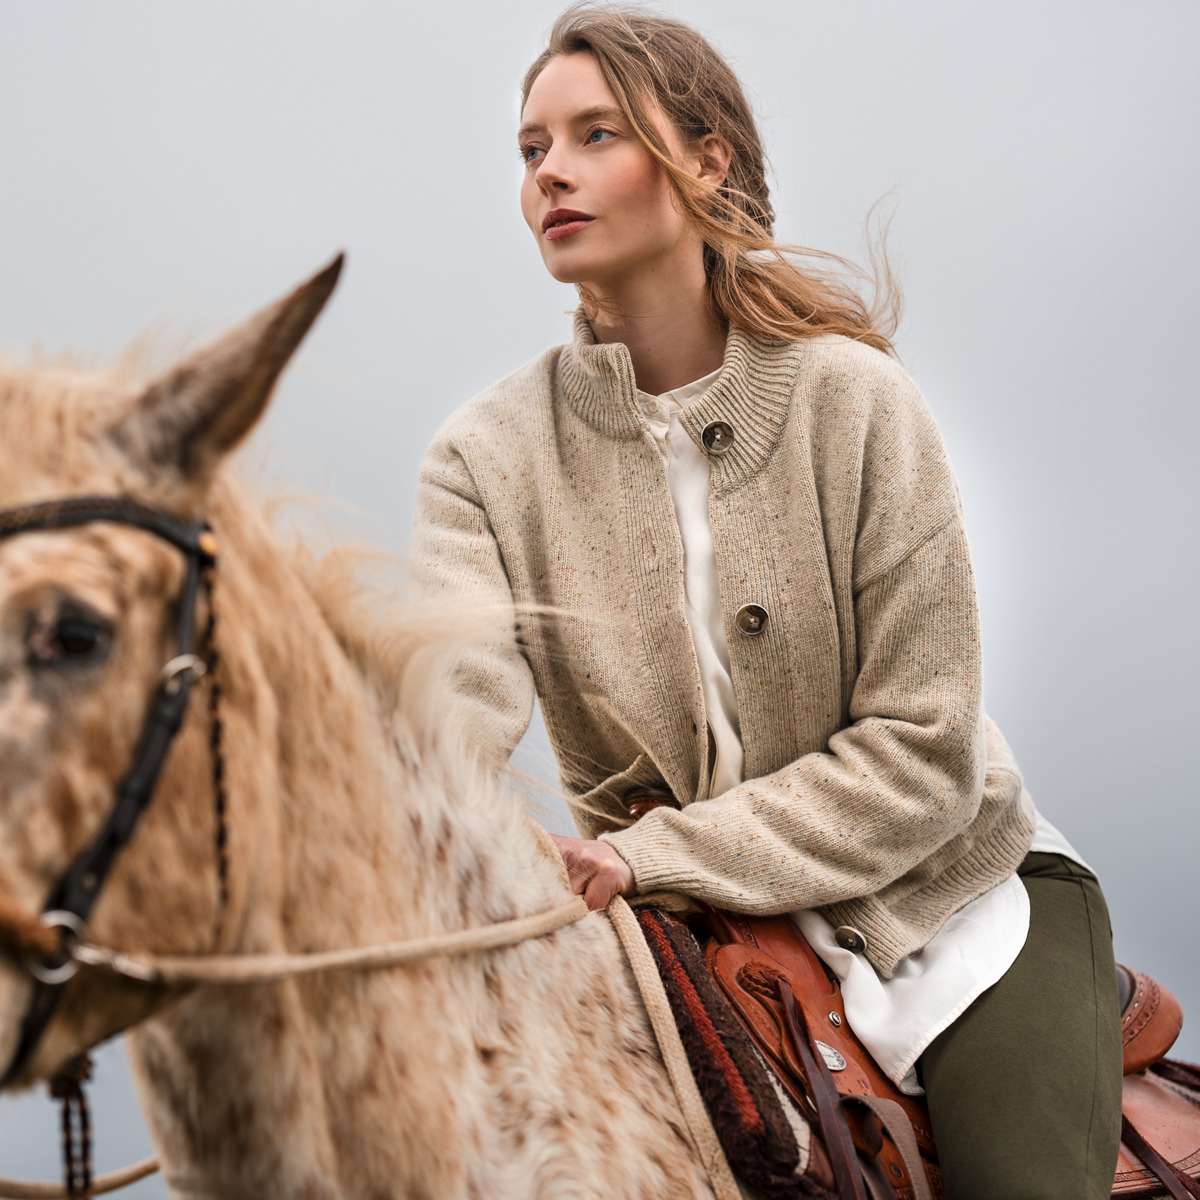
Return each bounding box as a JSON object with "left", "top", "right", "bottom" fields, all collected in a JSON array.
[
  {"left": 53, "top": 618, "right": 104, "bottom": 658},
  {"left": 28, "top": 612, "right": 112, "bottom": 668}
]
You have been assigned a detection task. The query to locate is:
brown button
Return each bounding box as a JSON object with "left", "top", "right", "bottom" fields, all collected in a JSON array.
[
  {"left": 834, "top": 925, "right": 867, "bottom": 953},
  {"left": 734, "top": 603, "right": 769, "bottom": 636},
  {"left": 701, "top": 421, "right": 735, "bottom": 454}
]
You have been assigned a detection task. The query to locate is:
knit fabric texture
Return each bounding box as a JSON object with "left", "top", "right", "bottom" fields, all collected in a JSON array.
[{"left": 410, "top": 313, "right": 1035, "bottom": 977}]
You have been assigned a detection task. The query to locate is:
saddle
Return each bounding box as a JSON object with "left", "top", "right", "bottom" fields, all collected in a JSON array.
[{"left": 624, "top": 788, "right": 1200, "bottom": 1200}]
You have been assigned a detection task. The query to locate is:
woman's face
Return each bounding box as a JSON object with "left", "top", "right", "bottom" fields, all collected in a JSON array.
[{"left": 519, "top": 52, "right": 701, "bottom": 293}]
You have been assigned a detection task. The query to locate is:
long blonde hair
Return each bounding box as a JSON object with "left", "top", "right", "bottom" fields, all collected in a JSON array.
[{"left": 522, "top": 4, "right": 901, "bottom": 355}]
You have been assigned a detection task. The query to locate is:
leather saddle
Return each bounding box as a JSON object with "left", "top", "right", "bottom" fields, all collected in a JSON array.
[{"left": 624, "top": 787, "right": 1200, "bottom": 1200}]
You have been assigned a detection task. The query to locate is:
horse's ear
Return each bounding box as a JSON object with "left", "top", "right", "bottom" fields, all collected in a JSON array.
[{"left": 111, "top": 254, "right": 343, "bottom": 485}]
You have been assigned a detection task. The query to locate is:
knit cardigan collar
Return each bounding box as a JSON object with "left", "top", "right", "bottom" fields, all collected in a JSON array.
[{"left": 559, "top": 309, "right": 807, "bottom": 491}]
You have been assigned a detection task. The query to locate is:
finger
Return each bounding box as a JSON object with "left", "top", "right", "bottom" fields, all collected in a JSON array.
[
  {"left": 564, "top": 862, "right": 591, "bottom": 895},
  {"left": 583, "top": 862, "right": 623, "bottom": 911},
  {"left": 561, "top": 853, "right": 598, "bottom": 895},
  {"left": 583, "top": 876, "right": 614, "bottom": 911}
]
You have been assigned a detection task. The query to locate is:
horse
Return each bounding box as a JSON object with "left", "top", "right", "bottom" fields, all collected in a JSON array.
[{"left": 0, "top": 259, "right": 723, "bottom": 1199}]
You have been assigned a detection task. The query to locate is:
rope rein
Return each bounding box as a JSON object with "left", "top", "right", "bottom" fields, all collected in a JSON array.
[
  {"left": 0, "top": 894, "right": 590, "bottom": 1199},
  {"left": 0, "top": 1159, "right": 159, "bottom": 1200},
  {"left": 69, "top": 895, "right": 590, "bottom": 986}
]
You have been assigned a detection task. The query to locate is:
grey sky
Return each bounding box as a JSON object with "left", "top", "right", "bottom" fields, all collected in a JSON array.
[{"left": 1, "top": 2, "right": 1196, "bottom": 1191}]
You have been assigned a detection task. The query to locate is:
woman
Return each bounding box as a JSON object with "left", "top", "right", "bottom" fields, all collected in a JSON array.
[{"left": 410, "top": 7, "right": 1122, "bottom": 1197}]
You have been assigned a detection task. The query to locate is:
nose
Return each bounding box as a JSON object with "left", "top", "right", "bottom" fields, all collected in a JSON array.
[{"left": 534, "top": 145, "right": 573, "bottom": 196}]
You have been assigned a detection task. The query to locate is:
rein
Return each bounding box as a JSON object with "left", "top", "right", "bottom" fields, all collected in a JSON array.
[
  {"left": 69, "top": 896, "right": 589, "bottom": 986},
  {"left": 0, "top": 896, "right": 589, "bottom": 1200}
]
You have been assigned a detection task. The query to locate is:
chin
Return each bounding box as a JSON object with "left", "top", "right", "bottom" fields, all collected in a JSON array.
[
  {"left": 543, "top": 254, "right": 598, "bottom": 286},
  {"left": 539, "top": 237, "right": 625, "bottom": 286},
  {"left": 542, "top": 240, "right": 672, "bottom": 294}
]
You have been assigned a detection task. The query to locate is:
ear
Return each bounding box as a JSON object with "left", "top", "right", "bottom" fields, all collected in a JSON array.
[
  {"left": 111, "top": 253, "right": 343, "bottom": 485},
  {"left": 692, "top": 133, "right": 732, "bottom": 190}
]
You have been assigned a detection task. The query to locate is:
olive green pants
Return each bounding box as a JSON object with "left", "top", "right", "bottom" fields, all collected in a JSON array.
[{"left": 919, "top": 852, "right": 1123, "bottom": 1200}]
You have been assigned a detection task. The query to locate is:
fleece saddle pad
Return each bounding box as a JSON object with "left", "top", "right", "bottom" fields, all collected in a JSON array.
[{"left": 636, "top": 906, "right": 838, "bottom": 1199}]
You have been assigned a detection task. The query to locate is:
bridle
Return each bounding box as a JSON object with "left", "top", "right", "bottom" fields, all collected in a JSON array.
[{"left": 0, "top": 495, "right": 224, "bottom": 1088}]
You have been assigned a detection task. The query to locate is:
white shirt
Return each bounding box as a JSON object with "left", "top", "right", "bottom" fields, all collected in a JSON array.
[{"left": 638, "top": 368, "right": 1087, "bottom": 1094}]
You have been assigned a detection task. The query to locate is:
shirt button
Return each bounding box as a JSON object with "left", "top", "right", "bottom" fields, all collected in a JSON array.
[
  {"left": 701, "top": 420, "right": 736, "bottom": 454},
  {"left": 834, "top": 925, "right": 868, "bottom": 954},
  {"left": 734, "top": 603, "right": 769, "bottom": 636},
  {"left": 640, "top": 397, "right": 661, "bottom": 417}
]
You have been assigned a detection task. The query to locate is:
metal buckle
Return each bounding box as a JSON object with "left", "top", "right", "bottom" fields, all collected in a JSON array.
[
  {"left": 158, "top": 654, "right": 206, "bottom": 695},
  {"left": 26, "top": 911, "right": 87, "bottom": 985}
]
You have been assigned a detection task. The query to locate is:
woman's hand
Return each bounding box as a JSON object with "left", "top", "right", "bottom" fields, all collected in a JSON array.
[{"left": 550, "top": 834, "right": 635, "bottom": 911}]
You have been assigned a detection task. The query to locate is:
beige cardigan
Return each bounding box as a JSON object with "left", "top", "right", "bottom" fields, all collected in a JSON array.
[{"left": 410, "top": 314, "right": 1035, "bottom": 976}]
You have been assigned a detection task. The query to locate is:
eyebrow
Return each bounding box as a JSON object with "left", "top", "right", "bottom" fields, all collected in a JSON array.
[{"left": 518, "top": 105, "right": 627, "bottom": 141}]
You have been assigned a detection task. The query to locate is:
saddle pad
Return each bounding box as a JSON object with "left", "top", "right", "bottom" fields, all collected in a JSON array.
[{"left": 635, "top": 907, "right": 834, "bottom": 1200}]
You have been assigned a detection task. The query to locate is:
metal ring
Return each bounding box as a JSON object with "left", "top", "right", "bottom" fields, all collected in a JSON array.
[
  {"left": 158, "top": 653, "right": 206, "bottom": 695},
  {"left": 25, "top": 911, "right": 87, "bottom": 985}
]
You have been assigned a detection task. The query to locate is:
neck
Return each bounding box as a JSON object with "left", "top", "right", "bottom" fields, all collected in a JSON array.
[{"left": 585, "top": 257, "right": 727, "bottom": 396}]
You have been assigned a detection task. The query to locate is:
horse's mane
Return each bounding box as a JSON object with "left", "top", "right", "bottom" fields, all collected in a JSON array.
[
  {"left": 0, "top": 358, "right": 135, "bottom": 495},
  {"left": 284, "top": 531, "right": 478, "bottom": 712}
]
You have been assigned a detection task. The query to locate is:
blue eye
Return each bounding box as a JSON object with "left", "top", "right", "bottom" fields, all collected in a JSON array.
[
  {"left": 587, "top": 129, "right": 614, "bottom": 144},
  {"left": 520, "top": 144, "right": 543, "bottom": 164}
]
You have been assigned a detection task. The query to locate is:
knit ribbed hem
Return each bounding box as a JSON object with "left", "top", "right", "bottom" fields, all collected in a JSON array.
[{"left": 820, "top": 795, "right": 1036, "bottom": 977}]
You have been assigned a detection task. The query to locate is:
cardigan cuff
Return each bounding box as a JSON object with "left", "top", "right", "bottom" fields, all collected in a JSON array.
[{"left": 598, "top": 821, "right": 746, "bottom": 903}]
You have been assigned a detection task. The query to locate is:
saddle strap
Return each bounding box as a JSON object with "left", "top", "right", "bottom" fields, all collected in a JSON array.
[
  {"left": 842, "top": 1096, "right": 934, "bottom": 1200},
  {"left": 1152, "top": 1059, "right": 1200, "bottom": 1090},
  {"left": 778, "top": 977, "right": 870, "bottom": 1200},
  {"left": 1120, "top": 1115, "right": 1200, "bottom": 1200}
]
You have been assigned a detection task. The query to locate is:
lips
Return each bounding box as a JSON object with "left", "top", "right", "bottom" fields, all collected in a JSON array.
[{"left": 542, "top": 209, "right": 594, "bottom": 241}]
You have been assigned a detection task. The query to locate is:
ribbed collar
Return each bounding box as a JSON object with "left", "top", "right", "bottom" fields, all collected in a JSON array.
[{"left": 559, "top": 309, "right": 805, "bottom": 491}]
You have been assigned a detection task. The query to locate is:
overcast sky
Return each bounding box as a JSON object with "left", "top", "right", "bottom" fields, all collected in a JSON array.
[{"left": 1, "top": 2, "right": 1197, "bottom": 1191}]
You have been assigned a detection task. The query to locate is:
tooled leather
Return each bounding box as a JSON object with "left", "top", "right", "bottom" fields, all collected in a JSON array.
[
  {"left": 1124, "top": 972, "right": 1163, "bottom": 1042},
  {"left": 776, "top": 976, "right": 872, "bottom": 1200},
  {"left": 1119, "top": 1114, "right": 1200, "bottom": 1200},
  {"left": 1114, "top": 1072, "right": 1200, "bottom": 1195},
  {"left": 1122, "top": 967, "right": 1184, "bottom": 1076},
  {"left": 707, "top": 925, "right": 939, "bottom": 1153},
  {"left": 711, "top": 945, "right": 942, "bottom": 1198}
]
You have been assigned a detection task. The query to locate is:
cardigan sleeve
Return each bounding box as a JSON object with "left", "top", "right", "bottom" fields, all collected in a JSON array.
[{"left": 409, "top": 432, "right": 535, "bottom": 764}]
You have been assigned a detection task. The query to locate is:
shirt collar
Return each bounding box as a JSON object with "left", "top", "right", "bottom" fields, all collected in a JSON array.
[{"left": 637, "top": 365, "right": 723, "bottom": 413}]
